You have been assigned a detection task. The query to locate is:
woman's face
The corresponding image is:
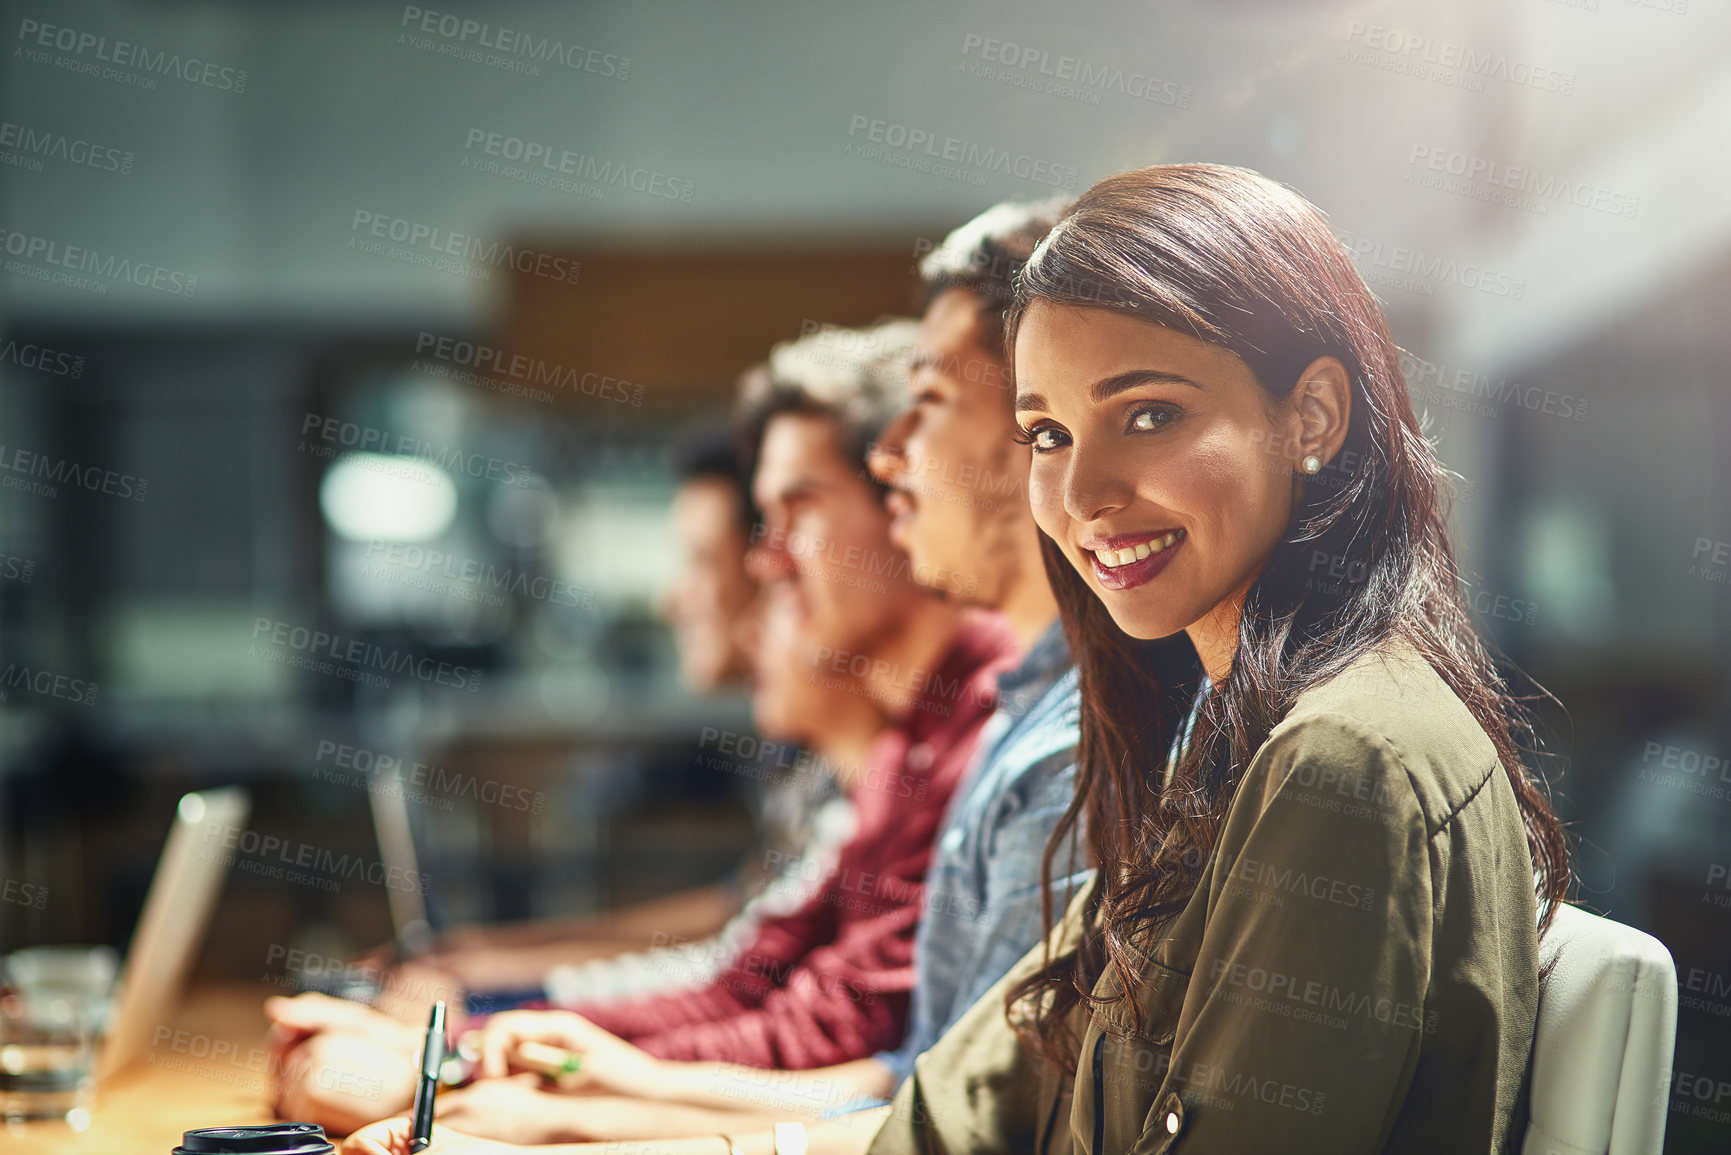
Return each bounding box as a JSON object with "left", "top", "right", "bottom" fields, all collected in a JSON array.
[{"left": 1014, "top": 302, "right": 1306, "bottom": 643}]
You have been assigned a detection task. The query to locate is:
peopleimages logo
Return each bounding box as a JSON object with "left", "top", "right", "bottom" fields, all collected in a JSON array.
[
  {"left": 462, "top": 128, "right": 694, "bottom": 202},
  {"left": 349, "top": 211, "right": 582, "bottom": 284},
  {"left": 201, "top": 821, "right": 430, "bottom": 895},
  {"left": 248, "top": 617, "right": 482, "bottom": 693},
  {"left": 1342, "top": 22, "right": 1575, "bottom": 96},
  {"left": 0, "top": 338, "right": 83, "bottom": 379},
  {"left": 398, "top": 6, "right": 630, "bottom": 79},
  {"left": 362, "top": 539, "right": 597, "bottom": 610},
  {"left": 0, "top": 441, "right": 149, "bottom": 501},
  {"left": 297, "top": 412, "right": 535, "bottom": 488},
  {"left": 1688, "top": 537, "right": 1731, "bottom": 590},
  {"left": 313, "top": 739, "right": 547, "bottom": 815},
  {"left": 0, "top": 120, "right": 133, "bottom": 174},
  {"left": 15, "top": 18, "right": 249, "bottom": 92},
  {"left": 845, "top": 114, "right": 1079, "bottom": 190},
  {"left": 1399, "top": 351, "right": 1589, "bottom": 423},
  {"left": 956, "top": 33, "right": 1190, "bottom": 108},
  {"left": 0, "top": 227, "right": 198, "bottom": 297},
  {"left": 0, "top": 663, "right": 99, "bottom": 706},
  {"left": 1407, "top": 145, "right": 1640, "bottom": 220},
  {"left": 413, "top": 332, "right": 642, "bottom": 407},
  {"left": 1332, "top": 227, "right": 1525, "bottom": 300},
  {"left": 1, "top": 876, "right": 47, "bottom": 910},
  {"left": 1209, "top": 957, "right": 1437, "bottom": 1033}
]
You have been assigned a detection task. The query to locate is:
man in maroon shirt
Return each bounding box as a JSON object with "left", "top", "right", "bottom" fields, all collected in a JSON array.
[
  {"left": 267, "top": 319, "right": 1015, "bottom": 1132},
  {"left": 462, "top": 322, "right": 1016, "bottom": 1076}
]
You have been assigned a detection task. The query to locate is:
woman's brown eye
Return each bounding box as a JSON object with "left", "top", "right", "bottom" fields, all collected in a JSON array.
[{"left": 1129, "top": 405, "right": 1177, "bottom": 432}]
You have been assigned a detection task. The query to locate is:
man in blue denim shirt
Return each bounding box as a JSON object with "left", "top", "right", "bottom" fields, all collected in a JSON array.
[{"left": 849, "top": 197, "right": 1089, "bottom": 1102}]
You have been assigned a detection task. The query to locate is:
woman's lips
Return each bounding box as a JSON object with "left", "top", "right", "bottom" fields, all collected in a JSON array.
[{"left": 1086, "top": 528, "right": 1186, "bottom": 591}]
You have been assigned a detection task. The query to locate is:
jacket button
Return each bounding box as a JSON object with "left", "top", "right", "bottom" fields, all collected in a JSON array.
[{"left": 1161, "top": 1092, "right": 1185, "bottom": 1137}]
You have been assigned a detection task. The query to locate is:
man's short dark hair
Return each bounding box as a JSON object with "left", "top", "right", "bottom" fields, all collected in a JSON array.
[
  {"left": 919, "top": 198, "right": 1072, "bottom": 354},
  {"left": 672, "top": 426, "right": 755, "bottom": 532},
  {"left": 734, "top": 318, "right": 919, "bottom": 494}
]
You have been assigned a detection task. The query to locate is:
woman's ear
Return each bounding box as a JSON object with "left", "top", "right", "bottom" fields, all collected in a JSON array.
[{"left": 1286, "top": 356, "right": 1353, "bottom": 469}]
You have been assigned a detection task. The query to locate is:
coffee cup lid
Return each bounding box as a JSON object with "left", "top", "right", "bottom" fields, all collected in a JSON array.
[{"left": 174, "top": 1123, "right": 334, "bottom": 1155}]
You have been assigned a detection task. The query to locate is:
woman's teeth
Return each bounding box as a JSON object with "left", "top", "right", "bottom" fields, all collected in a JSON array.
[{"left": 1095, "top": 529, "right": 1184, "bottom": 569}]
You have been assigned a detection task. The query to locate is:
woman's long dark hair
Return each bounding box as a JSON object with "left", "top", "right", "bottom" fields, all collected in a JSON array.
[{"left": 1003, "top": 164, "right": 1571, "bottom": 1071}]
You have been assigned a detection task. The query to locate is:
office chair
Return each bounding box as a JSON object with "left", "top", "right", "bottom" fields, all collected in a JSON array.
[{"left": 1522, "top": 903, "right": 1678, "bottom": 1155}]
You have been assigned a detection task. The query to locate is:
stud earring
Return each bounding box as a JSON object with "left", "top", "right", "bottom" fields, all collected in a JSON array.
[{"left": 1300, "top": 454, "right": 1322, "bottom": 475}]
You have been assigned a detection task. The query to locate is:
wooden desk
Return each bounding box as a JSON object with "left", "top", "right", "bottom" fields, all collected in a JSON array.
[{"left": 7, "top": 984, "right": 280, "bottom": 1155}]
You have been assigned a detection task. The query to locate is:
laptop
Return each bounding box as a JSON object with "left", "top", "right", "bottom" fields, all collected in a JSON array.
[
  {"left": 365, "top": 770, "right": 436, "bottom": 962},
  {"left": 95, "top": 787, "right": 251, "bottom": 1080},
  {"left": 286, "top": 769, "right": 436, "bottom": 1005}
]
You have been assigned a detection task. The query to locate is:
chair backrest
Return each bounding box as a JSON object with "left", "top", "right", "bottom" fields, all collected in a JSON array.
[{"left": 1522, "top": 903, "right": 1678, "bottom": 1155}]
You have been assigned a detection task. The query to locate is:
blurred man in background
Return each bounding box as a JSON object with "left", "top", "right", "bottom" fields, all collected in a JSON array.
[
  {"left": 416, "top": 429, "right": 824, "bottom": 995},
  {"left": 663, "top": 429, "right": 761, "bottom": 691},
  {"left": 414, "top": 432, "right": 762, "bottom": 991}
]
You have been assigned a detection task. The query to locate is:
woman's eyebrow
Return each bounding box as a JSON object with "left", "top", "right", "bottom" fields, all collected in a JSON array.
[
  {"left": 1016, "top": 369, "right": 1203, "bottom": 412},
  {"left": 1091, "top": 369, "right": 1204, "bottom": 401}
]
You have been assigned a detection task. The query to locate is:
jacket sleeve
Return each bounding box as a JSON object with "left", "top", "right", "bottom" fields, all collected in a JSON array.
[
  {"left": 868, "top": 881, "right": 1093, "bottom": 1155},
  {"left": 1126, "top": 712, "right": 1435, "bottom": 1153}
]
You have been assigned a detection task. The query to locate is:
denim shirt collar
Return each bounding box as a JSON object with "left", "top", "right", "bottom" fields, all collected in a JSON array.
[{"left": 995, "top": 619, "right": 1072, "bottom": 721}]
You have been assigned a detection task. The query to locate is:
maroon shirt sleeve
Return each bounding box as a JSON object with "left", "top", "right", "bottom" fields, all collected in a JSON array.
[{"left": 577, "top": 615, "right": 1019, "bottom": 1069}]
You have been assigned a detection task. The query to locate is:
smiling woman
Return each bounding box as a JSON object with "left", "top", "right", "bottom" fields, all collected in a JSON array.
[{"left": 865, "top": 163, "right": 1574, "bottom": 1154}]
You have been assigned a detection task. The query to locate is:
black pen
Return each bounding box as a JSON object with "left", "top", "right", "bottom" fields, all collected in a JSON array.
[{"left": 409, "top": 1000, "right": 447, "bottom": 1154}]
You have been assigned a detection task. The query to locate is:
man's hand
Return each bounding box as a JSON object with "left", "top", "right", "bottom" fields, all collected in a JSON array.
[
  {"left": 472, "top": 1010, "right": 665, "bottom": 1099},
  {"left": 414, "top": 944, "right": 573, "bottom": 991},
  {"left": 434, "top": 1073, "right": 602, "bottom": 1143},
  {"left": 273, "top": 1029, "right": 419, "bottom": 1135},
  {"left": 370, "top": 959, "right": 467, "bottom": 1024},
  {"left": 265, "top": 992, "right": 422, "bottom": 1055},
  {"left": 340, "top": 1116, "right": 520, "bottom": 1155}
]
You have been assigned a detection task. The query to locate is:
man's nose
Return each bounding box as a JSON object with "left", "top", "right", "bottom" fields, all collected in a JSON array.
[
  {"left": 745, "top": 543, "right": 797, "bottom": 584},
  {"left": 866, "top": 410, "right": 915, "bottom": 486}
]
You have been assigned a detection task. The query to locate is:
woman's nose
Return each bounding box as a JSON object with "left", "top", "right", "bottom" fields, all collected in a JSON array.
[{"left": 1060, "top": 448, "right": 1134, "bottom": 524}]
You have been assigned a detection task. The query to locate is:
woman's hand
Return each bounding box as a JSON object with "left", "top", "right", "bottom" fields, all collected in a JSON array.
[
  {"left": 472, "top": 1010, "right": 665, "bottom": 1099},
  {"left": 339, "top": 1116, "right": 521, "bottom": 1155}
]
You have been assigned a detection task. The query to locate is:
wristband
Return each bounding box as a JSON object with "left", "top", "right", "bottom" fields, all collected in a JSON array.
[{"left": 773, "top": 1122, "right": 808, "bottom": 1155}]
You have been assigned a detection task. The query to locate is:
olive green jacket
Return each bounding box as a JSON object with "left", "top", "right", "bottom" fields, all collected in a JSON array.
[{"left": 868, "top": 640, "right": 1539, "bottom": 1154}]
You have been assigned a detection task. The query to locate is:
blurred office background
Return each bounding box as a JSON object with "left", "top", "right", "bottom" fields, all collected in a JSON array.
[{"left": 0, "top": 0, "right": 1726, "bottom": 1148}]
